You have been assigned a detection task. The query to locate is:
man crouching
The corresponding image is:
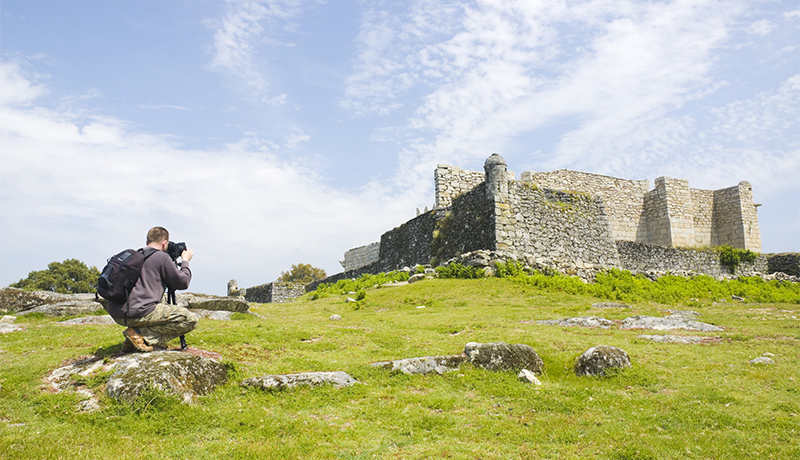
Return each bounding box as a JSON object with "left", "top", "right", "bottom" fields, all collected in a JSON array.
[{"left": 106, "top": 226, "right": 199, "bottom": 352}]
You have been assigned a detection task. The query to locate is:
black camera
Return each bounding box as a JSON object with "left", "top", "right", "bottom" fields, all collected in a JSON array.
[{"left": 166, "top": 241, "right": 188, "bottom": 261}]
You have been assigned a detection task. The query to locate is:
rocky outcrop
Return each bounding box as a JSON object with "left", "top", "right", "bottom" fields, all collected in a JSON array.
[
  {"left": 637, "top": 335, "right": 718, "bottom": 344},
  {"left": 46, "top": 350, "right": 228, "bottom": 410},
  {"left": 574, "top": 345, "right": 631, "bottom": 376},
  {"left": 0, "top": 288, "right": 103, "bottom": 314},
  {"left": 241, "top": 371, "right": 357, "bottom": 391}
]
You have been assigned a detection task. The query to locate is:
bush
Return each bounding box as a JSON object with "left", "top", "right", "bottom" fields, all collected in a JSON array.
[
  {"left": 435, "top": 263, "right": 485, "bottom": 279},
  {"left": 10, "top": 259, "right": 100, "bottom": 293},
  {"left": 718, "top": 245, "right": 758, "bottom": 273}
]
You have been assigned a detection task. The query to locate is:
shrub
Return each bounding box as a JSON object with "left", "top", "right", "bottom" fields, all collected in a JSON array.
[
  {"left": 718, "top": 245, "right": 758, "bottom": 273},
  {"left": 435, "top": 263, "right": 485, "bottom": 279}
]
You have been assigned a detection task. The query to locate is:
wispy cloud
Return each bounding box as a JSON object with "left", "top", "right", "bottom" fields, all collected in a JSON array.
[{"left": 205, "top": 0, "right": 305, "bottom": 104}]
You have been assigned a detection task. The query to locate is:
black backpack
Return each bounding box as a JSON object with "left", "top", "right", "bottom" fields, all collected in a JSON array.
[{"left": 97, "top": 248, "right": 157, "bottom": 303}]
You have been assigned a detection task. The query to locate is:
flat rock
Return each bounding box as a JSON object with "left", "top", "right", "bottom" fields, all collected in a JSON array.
[
  {"left": 106, "top": 351, "right": 228, "bottom": 403},
  {"left": 241, "top": 371, "right": 356, "bottom": 391},
  {"left": 58, "top": 315, "right": 116, "bottom": 326},
  {"left": 17, "top": 300, "right": 105, "bottom": 317},
  {"left": 371, "top": 355, "right": 467, "bottom": 375},
  {"left": 535, "top": 316, "right": 615, "bottom": 329},
  {"left": 464, "top": 342, "right": 544, "bottom": 373},
  {"left": 637, "top": 334, "right": 717, "bottom": 344},
  {"left": 518, "top": 369, "right": 542, "bottom": 385},
  {"left": 663, "top": 309, "right": 700, "bottom": 317},
  {"left": 187, "top": 298, "right": 250, "bottom": 313},
  {"left": 750, "top": 357, "right": 775, "bottom": 365},
  {"left": 0, "top": 287, "right": 99, "bottom": 314},
  {"left": 620, "top": 315, "right": 723, "bottom": 332},
  {"left": 574, "top": 345, "right": 632, "bottom": 376},
  {"left": 193, "top": 309, "right": 234, "bottom": 321}
]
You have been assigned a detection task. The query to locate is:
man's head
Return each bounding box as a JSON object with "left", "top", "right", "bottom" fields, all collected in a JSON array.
[{"left": 146, "top": 227, "right": 170, "bottom": 251}]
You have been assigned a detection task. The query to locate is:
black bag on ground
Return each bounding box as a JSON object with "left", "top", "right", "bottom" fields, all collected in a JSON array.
[{"left": 97, "top": 248, "right": 156, "bottom": 303}]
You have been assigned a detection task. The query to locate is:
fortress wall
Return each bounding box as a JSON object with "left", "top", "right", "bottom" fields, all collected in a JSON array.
[
  {"left": 342, "top": 242, "right": 380, "bottom": 272},
  {"left": 431, "top": 186, "right": 496, "bottom": 264},
  {"left": 617, "top": 241, "right": 768, "bottom": 276},
  {"left": 521, "top": 170, "right": 649, "bottom": 243},
  {"left": 377, "top": 211, "right": 441, "bottom": 272},
  {"left": 713, "top": 185, "right": 746, "bottom": 249},
  {"left": 690, "top": 188, "right": 715, "bottom": 246},
  {"left": 659, "top": 177, "right": 696, "bottom": 247},
  {"left": 434, "top": 165, "right": 486, "bottom": 209},
  {"left": 496, "top": 182, "right": 620, "bottom": 267}
]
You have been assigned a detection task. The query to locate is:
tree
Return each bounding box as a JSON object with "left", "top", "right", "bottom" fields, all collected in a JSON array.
[
  {"left": 10, "top": 259, "right": 100, "bottom": 294},
  {"left": 278, "top": 263, "right": 326, "bottom": 284}
]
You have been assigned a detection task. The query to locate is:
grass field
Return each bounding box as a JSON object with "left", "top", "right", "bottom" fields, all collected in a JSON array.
[{"left": 1, "top": 275, "right": 798, "bottom": 459}]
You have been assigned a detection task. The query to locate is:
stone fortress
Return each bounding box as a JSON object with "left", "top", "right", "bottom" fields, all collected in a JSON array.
[
  {"left": 238, "top": 154, "right": 796, "bottom": 301},
  {"left": 340, "top": 153, "right": 769, "bottom": 280}
]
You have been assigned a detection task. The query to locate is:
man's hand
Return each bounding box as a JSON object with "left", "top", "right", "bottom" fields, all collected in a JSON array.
[{"left": 181, "top": 249, "right": 194, "bottom": 262}]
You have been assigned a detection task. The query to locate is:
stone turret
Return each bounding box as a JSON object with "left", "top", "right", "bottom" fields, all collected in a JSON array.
[{"left": 484, "top": 153, "right": 508, "bottom": 200}]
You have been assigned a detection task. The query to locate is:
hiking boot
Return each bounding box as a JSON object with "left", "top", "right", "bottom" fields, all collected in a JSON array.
[{"left": 123, "top": 327, "right": 152, "bottom": 352}]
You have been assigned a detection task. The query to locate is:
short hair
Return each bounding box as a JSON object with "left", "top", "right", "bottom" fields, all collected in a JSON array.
[{"left": 146, "top": 227, "right": 169, "bottom": 244}]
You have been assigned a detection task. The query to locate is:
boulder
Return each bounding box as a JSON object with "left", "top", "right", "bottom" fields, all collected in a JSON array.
[
  {"left": 106, "top": 351, "right": 228, "bottom": 404},
  {"left": 329, "top": 314, "right": 342, "bottom": 321},
  {"left": 536, "top": 316, "right": 614, "bottom": 329},
  {"left": 750, "top": 356, "right": 775, "bottom": 365},
  {"left": 574, "top": 345, "right": 631, "bottom": 376},
  {"left": 464, "top": 342, "right": 544, "bottom": 373},
  {"left": 0, "top": 288, "right": 102, "bottom": 314},
  {"left": 187, "top": 297, "right": 250, "bottom": 313},
  {"left": 408, "top": 274, "right": 426, "bottom": 283},
  {"left": 621, "top": 315, "right": 723, "bottom": 332},
  {"left": 241, "top": 371, "right": 357, "bottom": 391},
  {"left": 45, "top": 350, "right": 227, "bottom": 410},
  {"left": 371, "top": 355, "right": 466, "bottom": 375}
]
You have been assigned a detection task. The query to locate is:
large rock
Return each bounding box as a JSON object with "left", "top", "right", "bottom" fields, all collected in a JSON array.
[
  {"left": 620, "top": 315, "right": 723, "bottom": 332},
  {"left": 106, "top": 351, "right": 228, "bottom": 403},
  {"left": 19, "top": 300, "right": 105, "bottom": 317},
  {"left": 187, "top": 297, "right": 250, "bottom": 313},
  {"left": 464, "top": 342, "right": 544, "bottom": 373},
  {"left": 371, "top": 355, "right": 467, "bottom": 375},
  {"left": 58, "top": 315, "right": 117, "bottom": 326},
  {"left": 574, "top": 345, "right": 631, "bottom": 376},
  {"left": 241, "top": 371, "right": 357, "bottom": 391},
  {"left": 45, "top": 350, "right": 227, "bottom": 410}
]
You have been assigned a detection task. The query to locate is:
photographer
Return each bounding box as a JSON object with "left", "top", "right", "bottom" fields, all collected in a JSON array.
[{"left": 106, "top": 226, "right": 199, "bottom": 352}]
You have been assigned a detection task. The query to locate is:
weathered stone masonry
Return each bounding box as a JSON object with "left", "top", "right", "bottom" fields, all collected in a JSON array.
[{"left": 338, "top": 154, "right": 775, "bottom": 280}]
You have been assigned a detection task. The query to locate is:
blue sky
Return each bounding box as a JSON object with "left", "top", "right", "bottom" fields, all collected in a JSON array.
[{"left": 1, "top": 0, "right": 798, "bottom": 295}]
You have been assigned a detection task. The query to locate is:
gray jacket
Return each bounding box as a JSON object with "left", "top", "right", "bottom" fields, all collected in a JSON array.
[{"left": 106, "top": 248, "right": 191, "bottom": 320}]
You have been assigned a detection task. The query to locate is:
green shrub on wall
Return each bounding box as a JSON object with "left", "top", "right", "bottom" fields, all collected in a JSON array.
[{"left": 718, "top": 245, "right": 757, "bottom": 273}]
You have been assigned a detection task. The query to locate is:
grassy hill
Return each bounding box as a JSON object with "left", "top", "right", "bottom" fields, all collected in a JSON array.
[{"left": 1, "top": 274, "right": 798, "bottom": 459}]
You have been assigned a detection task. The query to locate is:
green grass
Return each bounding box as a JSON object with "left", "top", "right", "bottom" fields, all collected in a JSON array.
[{"left": 1, "top": 276, "right": 798, "bottom": 459}]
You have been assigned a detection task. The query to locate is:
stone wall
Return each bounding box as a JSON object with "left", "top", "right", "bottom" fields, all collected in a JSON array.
[
  {"left": 768, "top": 253, "right": 800, "bottom": 277},
  {"left": 377, "top": 211, "right": 441, "bottom": 272},
  {"left": 498, "top": 183, "right": 620, "bottom": 268},
  {"left": 434, "top": 164, "right": 486, "bottom": 209},
  {"left": 522, "top": 170, "right": 649, "bottom": 244},
  {"left": 431, "top": 186, "right": 495, "bottom": 265},
  {"left": 616, "top": 241, "right": 768, "bottom": 277},
  {"left": 342, "top": 242, "right": 380, "bottom": 271},
  {"left": 243, "top": 282, "right": 306, "bottom": 304}
]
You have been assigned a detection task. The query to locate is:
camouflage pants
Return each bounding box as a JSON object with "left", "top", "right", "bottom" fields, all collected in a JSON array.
[{"left": 114, "top": 302, "right": 199, "bottom": 347}]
